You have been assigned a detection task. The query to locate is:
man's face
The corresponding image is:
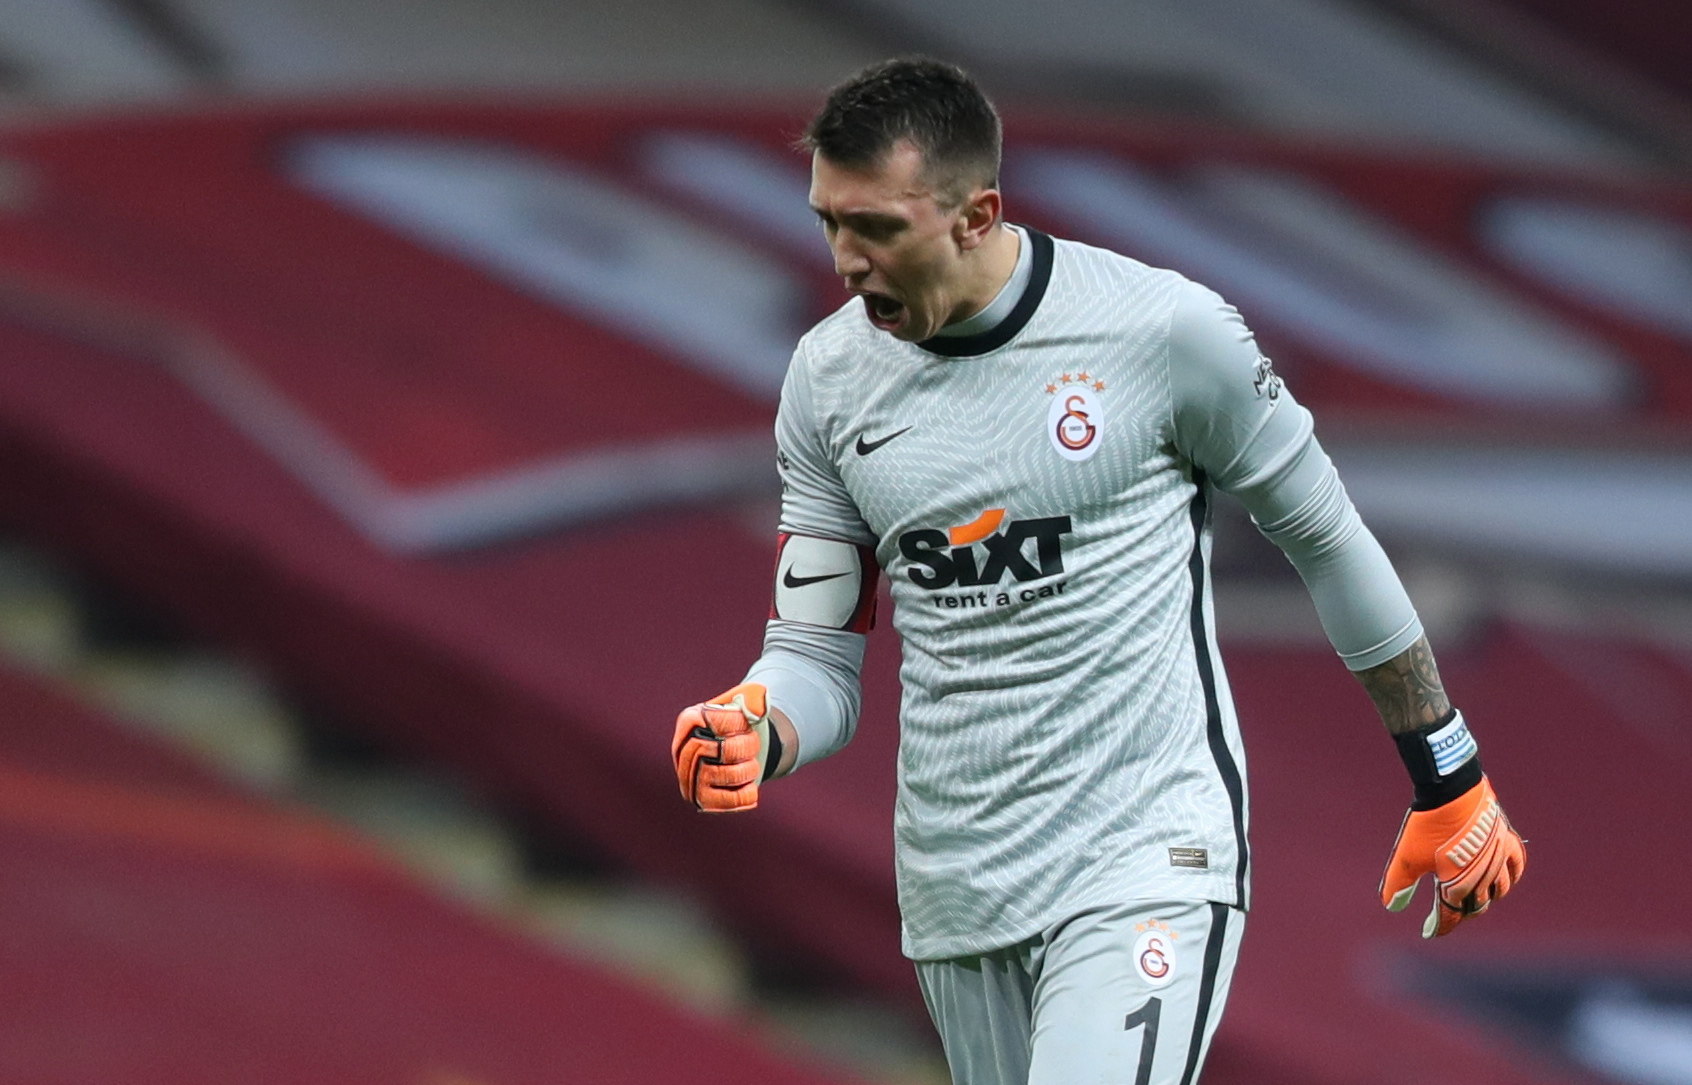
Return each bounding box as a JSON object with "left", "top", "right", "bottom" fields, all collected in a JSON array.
[{"left": 809, "top": 141, "right": 974, "bottom": 342}]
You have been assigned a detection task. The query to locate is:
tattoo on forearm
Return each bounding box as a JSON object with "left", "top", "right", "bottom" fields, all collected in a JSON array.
[{"left": 1356, "top": 635, "right": 1451, "bottom": 735}]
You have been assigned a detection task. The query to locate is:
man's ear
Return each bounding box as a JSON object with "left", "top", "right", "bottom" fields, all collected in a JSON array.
[{"left": 955, "top": 186, "right": 1002, "bottom": 251}]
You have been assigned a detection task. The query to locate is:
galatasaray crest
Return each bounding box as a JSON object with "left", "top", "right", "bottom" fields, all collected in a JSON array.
[{"left": 1043, "top": 370, "right": 1106, "bottom": 462}]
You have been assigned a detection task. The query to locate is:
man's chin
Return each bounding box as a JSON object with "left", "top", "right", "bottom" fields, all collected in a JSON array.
[{"left": 886, "top": 313, "right": 937, "bottom": 343}]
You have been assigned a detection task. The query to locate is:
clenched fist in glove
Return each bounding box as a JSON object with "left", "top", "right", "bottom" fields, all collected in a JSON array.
[
  {"left": 672, "top": 682, "right": 780, "bottom": 812},
  {"left": 1381, "top": 711, "right": 1526, "bottom": 938}
]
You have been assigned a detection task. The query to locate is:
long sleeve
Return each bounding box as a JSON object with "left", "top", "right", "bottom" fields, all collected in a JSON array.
[
  {"left": 744, "top": 339, "right": 875, "bottom": 767},
  {"left": 1168, "top": 281, "right": 1422, "bottom": 670}
]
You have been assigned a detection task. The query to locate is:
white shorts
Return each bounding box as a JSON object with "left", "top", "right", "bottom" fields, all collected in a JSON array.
[{"left": 914, "top": 899, "right": 1244, "bottom": 1085}]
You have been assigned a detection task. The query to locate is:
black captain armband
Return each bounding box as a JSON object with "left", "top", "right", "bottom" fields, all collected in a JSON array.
[{"left": 1393, "top": 709, "right": 1483, "bottom": 810}]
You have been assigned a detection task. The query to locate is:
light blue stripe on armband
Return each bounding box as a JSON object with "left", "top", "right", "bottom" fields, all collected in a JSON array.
[{"left": 1427, "top": 712, "right": 1478, "bottom": 776}]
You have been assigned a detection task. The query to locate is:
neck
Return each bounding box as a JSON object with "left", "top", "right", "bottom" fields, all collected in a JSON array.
[{"left": 951, "top": 222, "right": 1021, "bottom": 324}]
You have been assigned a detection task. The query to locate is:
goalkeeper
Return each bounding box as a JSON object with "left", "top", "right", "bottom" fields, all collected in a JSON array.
[{"left": 673, "top": 57, "right": 1525, "bottom": 1085}]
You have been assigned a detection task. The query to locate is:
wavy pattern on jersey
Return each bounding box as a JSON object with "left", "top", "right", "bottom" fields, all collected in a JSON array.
[{"left": 782, "top": 233, "right": 1252, "bottom": 958}]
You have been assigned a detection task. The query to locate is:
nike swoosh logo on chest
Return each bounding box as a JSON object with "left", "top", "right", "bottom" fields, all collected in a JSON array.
[{"left": 855, "top": 427, "right": 912, "bottom": 456}]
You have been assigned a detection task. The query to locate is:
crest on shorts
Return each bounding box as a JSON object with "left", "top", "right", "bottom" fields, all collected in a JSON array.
[
  {"left": 1133, "top": 920, "right": 1178, "bottom": 987},
  {"left": 1042, "top": 371, "right": 1106, "bottom": 462}
]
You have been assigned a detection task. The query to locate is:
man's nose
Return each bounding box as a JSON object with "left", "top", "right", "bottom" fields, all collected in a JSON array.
[{"left": 832, "top": 239, "right": 871, "bottom": 280}]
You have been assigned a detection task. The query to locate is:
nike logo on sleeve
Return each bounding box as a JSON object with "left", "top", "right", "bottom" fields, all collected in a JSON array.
[
  {"left": 855, "top": 427, "right": 912, "bottom": 456},
  {"left": 782, "top": 568, "right": 851, "bottom": 589}
]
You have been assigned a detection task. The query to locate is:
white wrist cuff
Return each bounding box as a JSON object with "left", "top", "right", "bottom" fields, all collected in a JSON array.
[{"left": 1426, "top": 711, "right": 1478, "bottom": 777}]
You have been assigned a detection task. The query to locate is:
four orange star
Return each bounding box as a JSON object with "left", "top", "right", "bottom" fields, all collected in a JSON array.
[{"left": 1043, "top": 375, "right": 1107, "bottom": 393}]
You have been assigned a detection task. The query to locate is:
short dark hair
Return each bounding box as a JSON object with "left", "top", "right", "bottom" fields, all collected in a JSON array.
[{"left": 802, "top": 56, "right": 1002, "bottom": 206}]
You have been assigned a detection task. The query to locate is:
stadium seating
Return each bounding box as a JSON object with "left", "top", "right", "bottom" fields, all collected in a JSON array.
[
  {"left": 1484, "top": 0, "right": 1692, "bottom": 101},
  {"left": 0, "top": 661, "right": 873, "bottom": 1085}
]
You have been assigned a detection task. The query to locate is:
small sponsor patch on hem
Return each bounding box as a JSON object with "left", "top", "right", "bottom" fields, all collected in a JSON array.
[{"left": 1168, "top": 847, "right": 1209, "bottom": 869}]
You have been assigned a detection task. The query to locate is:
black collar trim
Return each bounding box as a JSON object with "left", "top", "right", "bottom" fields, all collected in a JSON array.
[{"left": 917, "top": 227, "right": 1054, "bottom": 358}]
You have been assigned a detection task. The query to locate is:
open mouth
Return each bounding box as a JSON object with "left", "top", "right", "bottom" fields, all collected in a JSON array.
[{"left": 862, "top": 292, "right": 905, "bottom": 332}]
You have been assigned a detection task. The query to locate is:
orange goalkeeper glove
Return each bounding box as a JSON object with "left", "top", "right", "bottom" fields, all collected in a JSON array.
[
  {"left": 672, "top": 683, "right": 778, "bottom": 813},
  {"left": 1381, "top": 711, "right": 1526, "bottom": 938}
]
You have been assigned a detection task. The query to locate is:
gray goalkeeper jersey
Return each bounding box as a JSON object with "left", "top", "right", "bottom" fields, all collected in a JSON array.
[{"left": 761, "top": 227, "right": 1419, "bottom": 960}]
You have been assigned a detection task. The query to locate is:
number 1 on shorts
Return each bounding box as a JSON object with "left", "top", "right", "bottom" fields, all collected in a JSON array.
[{"left": 1124, "top": 996, "right": 1162, "bottom": 1085}]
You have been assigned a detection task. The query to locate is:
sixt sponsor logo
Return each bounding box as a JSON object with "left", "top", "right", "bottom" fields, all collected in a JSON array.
[{"left": 897, "top": 508, "right": 1073, "bottom": 590}]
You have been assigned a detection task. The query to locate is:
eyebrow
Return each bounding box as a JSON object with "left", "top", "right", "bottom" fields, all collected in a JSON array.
[{"left": 811, "top": 207, "right": 909, "bottom": 228}]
